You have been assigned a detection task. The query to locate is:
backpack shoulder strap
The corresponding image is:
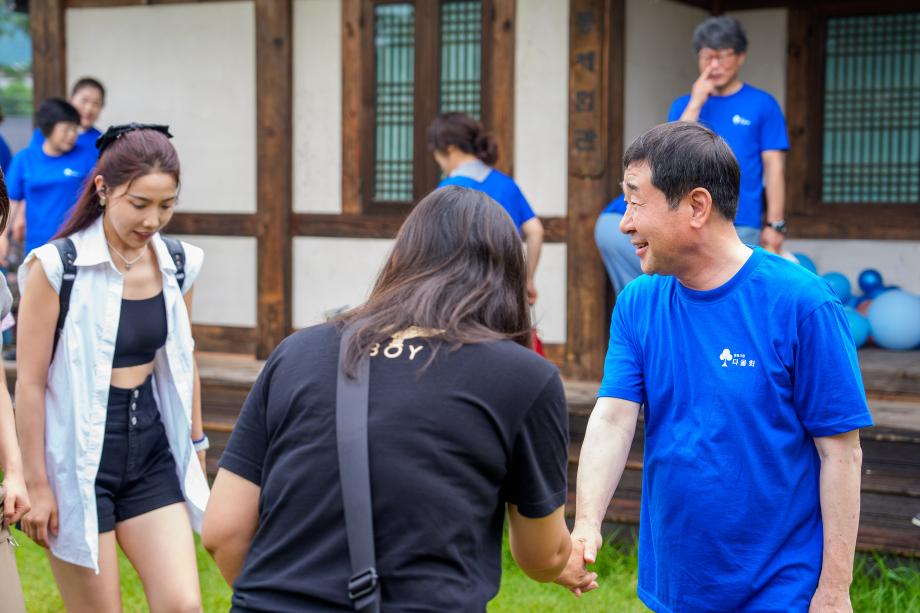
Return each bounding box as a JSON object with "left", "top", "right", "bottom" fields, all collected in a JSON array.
[
  {"left": 336, "top": 327, "right": 380, "bottom": 613},
  {"left": 160, "top": 236, "right": 186, "bottom": 290},
  {"left": 50, "top": 238, "right": 77, "bottom": 362}
]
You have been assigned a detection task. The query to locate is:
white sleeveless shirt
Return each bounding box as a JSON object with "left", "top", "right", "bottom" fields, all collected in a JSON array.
[{"left": 19, "top": 216, "right": 209, "bottom": 571}]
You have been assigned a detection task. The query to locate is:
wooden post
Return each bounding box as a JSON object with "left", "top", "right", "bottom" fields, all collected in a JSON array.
[
  {"left": 483, "top": 0, "right": 515, "bottom": 176},
  {"left": 255, "top": 0, "right": 293, "bottom": 358},
  {"left": 565, "top": 0, "right": 623, "bottom": 380},
  {"left": 30, "top": 0, "right": 67, "bottom": 111}
]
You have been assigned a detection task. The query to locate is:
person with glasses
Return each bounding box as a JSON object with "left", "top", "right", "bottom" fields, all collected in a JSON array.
[
  {"left": 15, "top": 125, "right": 208, "bottom": 611},
  {"left": 670, "top": 15, "right": 789, "bottom": 252}
]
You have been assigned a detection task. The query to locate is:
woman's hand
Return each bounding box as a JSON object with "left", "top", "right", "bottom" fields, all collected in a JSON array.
[
  {"left": 20, "top": 481, "right": 58, "bottom": 548},
  {"left": 2, "top": 472, "right": 31, "bottom": 526}
]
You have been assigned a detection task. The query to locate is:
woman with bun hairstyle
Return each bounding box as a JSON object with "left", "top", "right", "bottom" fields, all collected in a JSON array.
[
  {"left": 16, "top": 125, "right": 208, "bottom": 611},
  {"left": 428, "top": 112, "right": 544, "bottom": 304}
]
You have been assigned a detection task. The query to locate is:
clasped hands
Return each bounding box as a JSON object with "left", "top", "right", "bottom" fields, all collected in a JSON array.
[{"left": 554, "top": 524, "right": 602, "bottom": 597}]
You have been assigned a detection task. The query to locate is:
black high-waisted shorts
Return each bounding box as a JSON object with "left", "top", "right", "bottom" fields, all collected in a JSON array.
[{"left": 95, "top": 376, "right": 185, "bottom": 532}]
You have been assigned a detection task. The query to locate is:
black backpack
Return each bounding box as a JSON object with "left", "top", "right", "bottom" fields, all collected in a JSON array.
[{"left": 49, "top": 236, "right": 186, "bottom": 360}]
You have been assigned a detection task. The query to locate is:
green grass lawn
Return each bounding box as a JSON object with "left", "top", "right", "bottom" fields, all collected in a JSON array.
[{"left": 13, "top": 528, "right": 920, "bottom": 612}]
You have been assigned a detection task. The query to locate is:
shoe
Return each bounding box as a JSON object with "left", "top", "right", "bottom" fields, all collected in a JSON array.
[{"left": 913, "top": 513, "right": 920, "bottom": 528}]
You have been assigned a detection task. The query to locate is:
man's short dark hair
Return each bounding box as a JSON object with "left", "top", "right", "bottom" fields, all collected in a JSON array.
[
  {"left": 36, "top": 98, "right": 80, "bottom": 137},
  {"left": 71, "top": 77, "right": 106, "bottom": 102},
  {"left": 623, "top": 122, "right": 740, "bottom": 221},
  {"left": 692, "top": 16, "right": 748, "bottom": 54}
]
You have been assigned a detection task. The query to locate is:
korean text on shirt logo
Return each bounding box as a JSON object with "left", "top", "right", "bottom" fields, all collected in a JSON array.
[{"left": 719, "top": 347, "right": 756, "bottom": 368}]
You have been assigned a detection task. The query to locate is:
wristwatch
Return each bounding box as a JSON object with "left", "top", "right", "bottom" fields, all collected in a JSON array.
[
  {"left": 767, "top": 220, "right": 787, "bottom": 234},
  {"left": 193, "top": 434, "right": 210, "bottom": 453}
]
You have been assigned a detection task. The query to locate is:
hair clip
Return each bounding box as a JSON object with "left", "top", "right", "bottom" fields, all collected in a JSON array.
[{"left": 96, "top": 123, "right": 173, "bottom": 154}]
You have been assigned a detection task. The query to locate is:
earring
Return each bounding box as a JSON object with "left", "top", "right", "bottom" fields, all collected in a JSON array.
[{"left": 100, "top": 198, "right": 107, "bottom": 207}]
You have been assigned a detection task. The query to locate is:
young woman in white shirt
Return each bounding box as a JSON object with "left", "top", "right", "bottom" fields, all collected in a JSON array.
[{"left": 16, "top": 125, "right": 208, "bottom": 612}]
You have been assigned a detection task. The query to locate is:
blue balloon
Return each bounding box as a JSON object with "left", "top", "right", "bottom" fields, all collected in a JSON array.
[
  {"left": 858, "top": 268, "right": 884, "bottom": 294},
  {"left": 868, "top": 284, "right": 900, "bottom": 299},
  {"left": 844, "top": 307, "right": 871, "bottom": 348},
  {"left": 793, "top": 252, "right": 817, "bottom": 274},
  {"left": 822, "top": 272, "right": 851, "bottom": 303},
  {"left": 867, "top": 290, "right": 920, "bottom": 351}
]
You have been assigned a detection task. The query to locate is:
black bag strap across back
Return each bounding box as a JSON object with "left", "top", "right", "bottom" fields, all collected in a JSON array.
[
  {"left": 49, "top": 236, "right": 186, "bottom": 362},
  {"left": 336, "top": 327, "right": 380, "bottom": 612}
]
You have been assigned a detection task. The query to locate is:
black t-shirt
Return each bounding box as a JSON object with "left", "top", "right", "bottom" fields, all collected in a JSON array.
[{"left": 219, "top": 323, "right": 568, "bottom": 612}]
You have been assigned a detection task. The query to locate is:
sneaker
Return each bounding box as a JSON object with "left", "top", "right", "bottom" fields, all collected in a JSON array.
[{"left": 913, "top": 513, "right": 920, "bottom": 528}]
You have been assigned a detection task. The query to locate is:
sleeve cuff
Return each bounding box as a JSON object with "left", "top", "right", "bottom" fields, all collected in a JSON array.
[
  {"left": 219, "top": 451, "right": 263, "bottom": 486},
  {"left": 508, "top": 487, "right": 568, "bottom": 519},
  {"left": 807, "top": 413, "right": 874, "bottom": 438},
  {"left": 596, "top": 387, "right": 643, "bottom": 404}
]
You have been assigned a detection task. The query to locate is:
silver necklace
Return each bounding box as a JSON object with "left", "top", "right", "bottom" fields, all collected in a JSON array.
[{"left": 107, "top": 242, "right": 146, "bottom": 270}]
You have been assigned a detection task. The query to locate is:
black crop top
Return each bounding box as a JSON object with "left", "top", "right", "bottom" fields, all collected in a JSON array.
[{"left": 112, "top": 292, "right": 167, "bottom": 368}]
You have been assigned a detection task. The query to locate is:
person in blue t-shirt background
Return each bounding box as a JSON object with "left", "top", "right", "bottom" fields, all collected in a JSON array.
[
  {"left": 29, "top": 77, "right": 106, "bottom": 153},
  {"left": 595, "top": 16, "right": 788, "bottom": 295},
  {"left": 557, "top": 122, "right": 871, "bottom": 613},
  {"left": 429, "top": 112, "right": 544, "bottom": 305},
  {"left": 0, "top": 105, "right": 13, "bottom": 176},
  {"left": 2, "top": 98, "right": 97, "bottom": 262}
]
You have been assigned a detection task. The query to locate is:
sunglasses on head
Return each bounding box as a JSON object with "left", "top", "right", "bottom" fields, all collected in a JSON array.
[{"left": 96, "top": 123, "right": 173, "bottom": 154}]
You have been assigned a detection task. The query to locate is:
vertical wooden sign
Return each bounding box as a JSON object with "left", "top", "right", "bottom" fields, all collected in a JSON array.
[{"left": 569, "top": 0, "right": 606, "bottom": 178}]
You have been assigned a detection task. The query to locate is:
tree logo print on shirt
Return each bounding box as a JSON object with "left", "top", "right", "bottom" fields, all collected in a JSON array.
[
  {"left": 719, "top": 347, "right": 757, "bottom": 369},
  {"left": 731, "top": 114, "right": 752, "bottom": 126},
  {"left": 720, "top": 348, "right": 732, "bottom": 367}
]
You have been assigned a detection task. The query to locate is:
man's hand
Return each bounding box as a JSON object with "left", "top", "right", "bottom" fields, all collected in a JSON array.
[
  {"left": 554, "top": 536, "right": 599, "bottom": 597},
  {"left": 809, "top": 584, "right": 853, "bottom": 613},
  {"left": 690, "top": 66, "right": 717, "bottom": 106},
  {"left": 760, "top": 226, "right": 784, "bottom": 253}
]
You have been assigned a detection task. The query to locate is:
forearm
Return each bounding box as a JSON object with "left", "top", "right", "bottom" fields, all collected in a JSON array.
[
  {"left": 764, "top": 166, "right": 785, "bottom": 223},
  {"left": 816, "top": 439, "right": 863, "bottom": 590},
  {"left": 574, "top": 400, "right": 637, "bottom": 531},
  {"left": 191, "top": 361, "right": 203, "bottom": 440},
  {"left": 13, "top": 383, "right": 50, "bottom": 486},
  {"left": 0, "top": 393, "right": 23, "bottom": 475},
  {"left": 209, "top": 539, "right": 251, "bottom": 585},
  {"left": 679, "top": 100, "right": 704, "bottom": 122},
  {"left": 514, "top": 531, "right": 571, "bottom": 582},
  {"left": 523, "top": 220, "right": 543, "bottom": 284}
]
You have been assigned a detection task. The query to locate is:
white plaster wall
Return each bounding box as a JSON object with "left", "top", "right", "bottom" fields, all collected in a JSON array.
[
  {"left": 514, "top": 0, "right": 569, "bottom": 218},
  {"left": 293, "top": 237, "right": 394, "bottom": 328},
  {"left": 726, "top": 8, "right": 787, "bottom": 110},
  {"left": 533, "top": 244, "right": 567, "bottom": 344},
  {"left": 786, "top": 239, "right": 920, "bottom": 295},
  {"left": 293, "top": 0, "right": 343, "bottom": 213},
  {"left": 66, "top": 2, "right": 257, "bottom": 214},
  {"left": 174, "top": 235, "right": 258, "bottom": 327},
  {"left": 624, "top": 0, "right": 706, "bottom": 146}
]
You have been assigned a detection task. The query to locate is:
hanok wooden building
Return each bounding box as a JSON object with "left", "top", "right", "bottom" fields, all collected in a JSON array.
[{"left": 23, "top": 0, "right": 920, "bottom": 554}]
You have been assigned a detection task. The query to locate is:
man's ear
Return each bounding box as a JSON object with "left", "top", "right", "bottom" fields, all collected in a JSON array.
[{"left": 686, "top": 187, "right": 713, "bottom": 229}]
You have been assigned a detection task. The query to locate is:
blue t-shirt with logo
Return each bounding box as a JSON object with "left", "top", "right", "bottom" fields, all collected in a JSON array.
[
  {"left": 668, "top": 84, "right": 789, "bottom": 229},
  {"left": 598, "top": 248, "right": 872, "bottom": 613},
  {"left": 6, "top": 143, "right": 97, "bottom": 253},
  {"left": 438, "top": 169, "right": 536, "bottom": 232}
]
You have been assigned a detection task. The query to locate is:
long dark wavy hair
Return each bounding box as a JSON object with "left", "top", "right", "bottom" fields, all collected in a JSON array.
[
  {"left": 56, "top": 129, "right": 179, "bottom": 238},
  {"left": 337, "top": 186, "right": 531, "bottom": 375},
  {"left": 0, "top": 168, "right": 10, "bottom": 233}
]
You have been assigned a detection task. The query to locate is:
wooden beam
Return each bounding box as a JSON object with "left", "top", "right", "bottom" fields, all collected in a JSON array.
[
  {"left": 255, "top": 0, "right": 293, "bottom": 359},
  {"left": 30, "top": 0, "right": 67, "bottom": 111},
  {"left": 341, "top": 0, "right": 367, "bottom": 214},
  {"left": 483, "top": 0, "right": 515, "bottom": 175},
  {"left": 563, "top": 0, "right": 618, "bottom": 380},
  {"left": 192, "top": 324, "right": 257, "bottom": 354},
  {"left": 291, "top": 213, "right": 569, "bottom": 242},
  {"left": 168, "top": 213, "right": 257, "bottom": 236},
  {"left": 784, "top": 5, "right": 812, "bottom": 219}
]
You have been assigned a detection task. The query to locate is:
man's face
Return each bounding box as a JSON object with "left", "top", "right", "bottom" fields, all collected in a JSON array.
[
  {"left": 618, "top": 162, "right": 689, "bottom": 276},
  {"left": 70, "top": 86, "right": 104, "bottom": 130},
  {"left": 47, "top": 121, "right": 79, "bottom": 154},
  {"left": 697, "top": 47, "right": 745, "bottom": 89}
]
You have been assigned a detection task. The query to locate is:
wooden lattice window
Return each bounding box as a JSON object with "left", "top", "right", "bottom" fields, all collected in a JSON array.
[
  {"left": 367, "top": 0, "right": 492, "bottom": 209},
  {"left": 821, "top": 12, "right": 920, "bottom": 204}
]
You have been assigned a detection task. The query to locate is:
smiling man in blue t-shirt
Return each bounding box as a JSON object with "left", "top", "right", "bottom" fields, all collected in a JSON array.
[{"left": 557, "top": 122, "right": 871, "bottom": 613}]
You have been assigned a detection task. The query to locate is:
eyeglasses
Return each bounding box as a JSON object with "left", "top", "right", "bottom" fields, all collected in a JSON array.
[
  {"left": 698, "top": 50, "right": 738, "bottom": 65},
  {"left": 96, "top": 123, "right": 173, "bottom": 154}
]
